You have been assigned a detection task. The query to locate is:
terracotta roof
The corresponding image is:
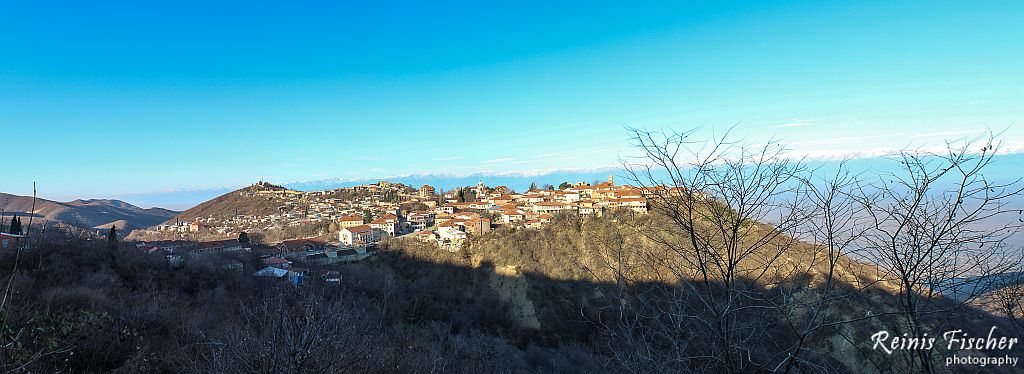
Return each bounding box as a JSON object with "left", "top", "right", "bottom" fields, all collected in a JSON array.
[
  {"left": 614, "top": 197, "right": 647, "bottom": 203},
  {"left": 344, "top": 225, "right": 373, "bottom": 234}
]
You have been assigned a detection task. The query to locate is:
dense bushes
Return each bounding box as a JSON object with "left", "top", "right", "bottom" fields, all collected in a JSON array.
[{"left": 0, "top": 233, "right": 613, "bottom": 372}]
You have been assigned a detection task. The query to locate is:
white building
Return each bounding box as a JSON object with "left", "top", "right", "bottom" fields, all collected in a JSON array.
[
  {"left": 340, "top": 225, "right": 381, "bottom": 246},
  {"left": 533, "top": 201, "right": 570, "bottom": 215}
]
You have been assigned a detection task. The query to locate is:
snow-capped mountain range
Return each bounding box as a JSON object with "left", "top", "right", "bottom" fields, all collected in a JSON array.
[{"left": 282, "top": 167, "right": 625, "bottom": 193}]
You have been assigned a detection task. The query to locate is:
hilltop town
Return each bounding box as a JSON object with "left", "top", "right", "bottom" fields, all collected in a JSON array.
[
  {"left": 116, "top": 176, "right": 649, "bottom": 283},
  {"left": 133, "top": 176, "right": 646, "bottom": 248}
]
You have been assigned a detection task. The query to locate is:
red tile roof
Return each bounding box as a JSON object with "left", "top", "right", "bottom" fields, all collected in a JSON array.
[
  {"left": 344, "top": 225, "right": 374, "bottom": 234},
  {"left": 339, "top": 215, "right": 363, "bottom": 222}
]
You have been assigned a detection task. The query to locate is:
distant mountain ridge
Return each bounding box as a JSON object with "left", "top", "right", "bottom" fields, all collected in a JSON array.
[
  {"left": 0, "top": 192, "right": 179, "bottom": 233},
  {"left": 100, "top": 168, "right": 629, "bottom": 212},
  {"left": 283, "top": 167, "right": 625, "bottom": 192},
  {"left": 110, "top": 168, "right": 629, "bottom": 212}
]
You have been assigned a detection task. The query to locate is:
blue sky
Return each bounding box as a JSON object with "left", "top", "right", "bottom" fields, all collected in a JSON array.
[{"left": 1, "top": 1, "right": 1022, "bottom": 204}]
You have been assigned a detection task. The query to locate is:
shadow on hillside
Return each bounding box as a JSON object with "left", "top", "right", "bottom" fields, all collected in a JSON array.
[
  {"left": 339, "top": 246, "right": 1024, "bottom": 372},
  {"left": 4, "top": 235, "right": 1023, "bottom": 373}
]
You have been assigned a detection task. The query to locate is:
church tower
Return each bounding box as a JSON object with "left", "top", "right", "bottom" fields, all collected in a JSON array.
[{"left": 608, "top": 174, "right": 615, "bottom": 186}]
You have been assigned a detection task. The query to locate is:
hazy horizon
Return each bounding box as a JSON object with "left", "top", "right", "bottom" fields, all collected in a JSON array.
[{"left": 3, "top": 151, "right": 1021, "bottom": 211}]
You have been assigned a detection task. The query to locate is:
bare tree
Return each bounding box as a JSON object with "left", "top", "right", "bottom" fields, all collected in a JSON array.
[
  {"left": 609, "top": 127, "right": 1024, "bottom": 373},
  {"left": 0, "top": 182, "right": 75, "bottom": 372},
  {"left": 619, "top": 127, "right": 810, "bottom": 373},
  {"left": 986, "top": 272, "right": 1024, "bottom": 332},
  {"left": 774, "top": 161, "right": 878, "bottom": 373},
  {"left": 854, "top": 133, "right": 1024, "bottom": 373}
]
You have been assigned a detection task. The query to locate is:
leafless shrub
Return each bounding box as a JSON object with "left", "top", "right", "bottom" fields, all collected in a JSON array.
[
  {"left": 609, "top": 127, "right": 1023, "bottom": 373},
  {"left": 853, "top": 132, "right": 1024, "bottom": 373},
  {"left": 177, "top": 287, "right": 371, "bottom": 373}
]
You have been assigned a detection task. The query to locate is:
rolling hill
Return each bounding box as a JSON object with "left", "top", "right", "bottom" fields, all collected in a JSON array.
[
  {"left": 0, "top": 193, "right": 179, "bottom": 233},
  {"left": 163, "top": 182, "right": 296, "bottom": 224}
]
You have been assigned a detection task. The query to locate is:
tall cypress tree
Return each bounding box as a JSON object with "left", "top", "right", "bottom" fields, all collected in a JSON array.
[
  {"left": 107, "top": 226, "right": 118, "bottom": 250},
  {"left": 9, "top": 215, "right": 21, "bottom": 235}
]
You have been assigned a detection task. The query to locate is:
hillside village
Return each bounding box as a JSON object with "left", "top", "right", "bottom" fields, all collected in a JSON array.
[
  {"left": 121, "top": 176, "right": 650, "bottom": 282},
  {"left": 141, "top": 177, "right": 646, "bottom": 244}
]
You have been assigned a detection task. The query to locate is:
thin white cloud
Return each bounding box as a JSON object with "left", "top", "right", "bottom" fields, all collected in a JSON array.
[
  {"left": 483, "top": 157, "right": 515, "bottom": 164},
  {"left": 433, "top": 156, "right": 463, "bottom": 161},
  {"left": 533, "top": 152, "right": 561, "bottom": 158},
  {"left": 910, "top": 129, "right": 984, "bottom": 139},
  {"left": 771, "top": 119, "right": 818, "bottom": 128}
]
